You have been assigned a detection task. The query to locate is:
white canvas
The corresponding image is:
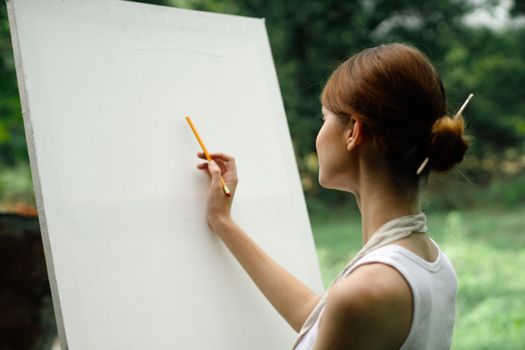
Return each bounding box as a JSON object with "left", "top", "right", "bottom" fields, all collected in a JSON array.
[{"left": 7, "top": 0, "right": 324, "bottom": 349}]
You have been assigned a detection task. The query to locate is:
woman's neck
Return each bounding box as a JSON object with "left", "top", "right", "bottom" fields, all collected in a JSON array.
[{"left": 354, "top": 179, "right": 421, "bottom": 246}]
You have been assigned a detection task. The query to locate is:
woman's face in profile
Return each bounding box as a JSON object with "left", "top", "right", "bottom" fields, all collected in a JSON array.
[{"left": 316, "top": 106, "right": 353, "bottom": 190}]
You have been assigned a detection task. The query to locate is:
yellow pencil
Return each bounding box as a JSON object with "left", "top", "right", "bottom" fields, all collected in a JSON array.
[{"left": 185, "top": 115, "right": 231, "bottom": 197}]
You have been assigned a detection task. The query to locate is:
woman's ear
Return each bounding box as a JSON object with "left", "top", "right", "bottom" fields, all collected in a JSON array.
[{"left": 346, "top": 118, "right": 364, "bottom": 152}]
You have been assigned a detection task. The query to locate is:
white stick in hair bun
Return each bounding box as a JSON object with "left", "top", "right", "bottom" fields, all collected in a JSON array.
[
  {"left": 416, "top": 157, "right": 430, "bottom": 175},
  {"left": 416, "top": 93, "right": 474, "bottom": 175},
  {"left": 454, "top": 93, "right": 474, "bottom": 119}
]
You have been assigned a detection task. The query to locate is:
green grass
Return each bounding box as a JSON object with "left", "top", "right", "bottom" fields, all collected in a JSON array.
[{"left": 310, "top": 205, "right": 525, "bottom": 350}]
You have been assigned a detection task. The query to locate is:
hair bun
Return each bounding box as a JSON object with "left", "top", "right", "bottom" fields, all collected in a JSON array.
[{"left": 428, "top": 114, "right": 470, "bottom": 172}]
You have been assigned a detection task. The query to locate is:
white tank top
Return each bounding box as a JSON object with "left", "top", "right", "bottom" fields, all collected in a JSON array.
[{"left": 295, "top": 237, "right": 457, "bottom": 350}]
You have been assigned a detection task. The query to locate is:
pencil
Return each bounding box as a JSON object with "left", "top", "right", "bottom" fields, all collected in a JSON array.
[{"left": 185, "top": 115, "right": 232, "bottom": 197}]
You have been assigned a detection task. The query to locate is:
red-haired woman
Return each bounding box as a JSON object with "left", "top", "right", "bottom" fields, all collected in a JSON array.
[{"left": 196, "top": 42, "right": 470, "bottom": 350}]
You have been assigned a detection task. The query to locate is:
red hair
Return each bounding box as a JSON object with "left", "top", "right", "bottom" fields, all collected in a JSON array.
[{"left": 321, "top": 42, "right": 469, "bottom": 185}]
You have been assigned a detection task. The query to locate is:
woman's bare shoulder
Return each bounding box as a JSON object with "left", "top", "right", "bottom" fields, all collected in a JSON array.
[
  {"left": 312, "top": 263, "right": 412, "bottom": 349},
  {"left": 334, "top": 262, "right": 413, "bottom": 323}
]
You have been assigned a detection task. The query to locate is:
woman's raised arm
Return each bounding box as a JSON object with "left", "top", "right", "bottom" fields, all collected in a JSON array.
[{"left": 196, "top": 151, "right": 321, "bottom": 332}]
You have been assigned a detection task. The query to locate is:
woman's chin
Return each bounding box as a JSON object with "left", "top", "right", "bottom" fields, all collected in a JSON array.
[
  {"left": 319, "top": 173, "right": 352, "bottom": 192},
  {"left": 318, "top": 172, "right": 330, "bottom": 189}
]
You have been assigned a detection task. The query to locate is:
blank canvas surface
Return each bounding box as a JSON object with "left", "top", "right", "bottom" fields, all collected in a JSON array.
[{"left": 7, "top": 0, "right": 324, "bottom": 349}]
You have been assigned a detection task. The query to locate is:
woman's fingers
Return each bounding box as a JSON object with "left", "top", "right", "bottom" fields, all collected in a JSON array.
[
  {"left": 196, "top": 152, "right": 237, "bottom": 182},
  {"left": 197, "top": 159, "right": 228, "bottom": 173},
  {"left": 197, "top": 151, "right": 234, "bottom": 162},
  {"left": 196, "top": 153, "right": 238, "bottom": 192}
]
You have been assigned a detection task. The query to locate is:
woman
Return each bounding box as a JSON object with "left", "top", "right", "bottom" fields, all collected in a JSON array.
[{"left": 195, "top": 42, "right": 469, "bottom": 350}]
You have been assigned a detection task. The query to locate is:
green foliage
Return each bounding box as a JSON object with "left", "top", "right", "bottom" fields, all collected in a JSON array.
[
  {"left": 443, "top": 27, "right": 525, "bottom": 156},
  {"left": 420, "top": 170, "right": 525, "bottom": 211},
  {"left": 0, "top": 5, "right": 28, "bottom": 166},
  {"left": 0, "top": 161, "right": 34, "bottom": 204}
]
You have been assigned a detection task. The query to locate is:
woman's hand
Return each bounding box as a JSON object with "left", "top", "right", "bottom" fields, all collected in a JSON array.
[{"left": 196, "top": 151, "right": 238, "bottom": 231}]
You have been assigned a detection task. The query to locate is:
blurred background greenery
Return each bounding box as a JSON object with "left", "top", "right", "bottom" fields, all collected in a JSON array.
[{"left": 1, "top": 0, "right": 524, "bottom": 349}]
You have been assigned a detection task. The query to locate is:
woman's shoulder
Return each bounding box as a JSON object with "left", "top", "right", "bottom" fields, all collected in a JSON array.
[
  {"left": 316, "top": 263, "right": 412, "bottom": 348},
  {"left": 333, "top": 262, "right": 412, "bottom": 313}
]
